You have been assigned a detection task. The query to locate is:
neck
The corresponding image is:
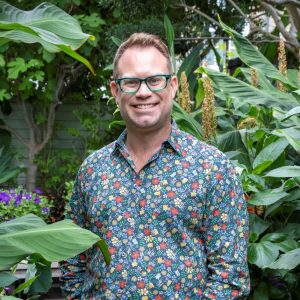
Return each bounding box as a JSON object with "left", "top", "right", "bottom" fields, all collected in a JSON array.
[
  {"left": 125, "top": 123, "right": 172, "bottom": 172},
  {"left": 126, "top": 123, "right": 172, "bottom": 154}
]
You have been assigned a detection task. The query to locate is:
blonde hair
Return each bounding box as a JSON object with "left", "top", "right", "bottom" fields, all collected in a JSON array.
[{"left": 113, "top": 32, "right": 172, "bottom": 78}]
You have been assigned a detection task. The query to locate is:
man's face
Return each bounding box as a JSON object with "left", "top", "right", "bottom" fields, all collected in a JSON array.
[{"left": 110, "top": 47, "right": 178, "bottom": 134}]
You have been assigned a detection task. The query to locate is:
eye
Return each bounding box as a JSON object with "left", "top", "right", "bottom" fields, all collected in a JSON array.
[
  {"left": 122, "top": 79, "right": 139, "bottom": 87},
  {"left": 147, "top": 76, "right": 163, "bottom": 86}
]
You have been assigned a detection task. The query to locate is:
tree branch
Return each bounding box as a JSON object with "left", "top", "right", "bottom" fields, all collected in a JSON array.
[
  {"left": 176, "top": 1, "right": 222, "bottom": 29},
  {"left": 259, "top": 1, "right": 300, "bottom": 45},
  {"left": 0, "top": 124, "right": 29, "bottom": 149},
  {"left": 227, "top": 0, "right": 250, "bottom": 22},
  {"left": 174, "top": 36, "right": 231, "bottom": 41},
  {"left": 36, "top": 66, "right": 67, "bottom": 154},
  {"left": 265, "top": 0, "right": 300, "bottom": 8}
]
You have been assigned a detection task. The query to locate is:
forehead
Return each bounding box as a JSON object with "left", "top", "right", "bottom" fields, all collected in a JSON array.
[{"left": 117, "top": 46, "right": 169, "bottom": 77}]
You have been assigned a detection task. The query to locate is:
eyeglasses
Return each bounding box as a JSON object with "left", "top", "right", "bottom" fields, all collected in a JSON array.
[{"left": 115, "top": 74, "right": 172, "bottom": 94}]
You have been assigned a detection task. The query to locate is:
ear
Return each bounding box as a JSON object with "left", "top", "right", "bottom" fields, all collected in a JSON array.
[
  {"left": 110, "top": 80, "right": 118, "bottom": 98},
  {"left": 110, "top": 81, "right": 120, "bottom": 106},
  {"left": 169, "top": 75, "right": 178, "bottom": 99}
]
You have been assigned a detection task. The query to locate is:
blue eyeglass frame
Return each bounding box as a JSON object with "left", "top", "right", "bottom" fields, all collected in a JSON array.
[{"left": 115, "top": 74, "right": 172, "bottom": 94}]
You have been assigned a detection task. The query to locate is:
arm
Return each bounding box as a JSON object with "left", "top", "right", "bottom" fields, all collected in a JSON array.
[
  {"left": 60, "top": 172, "right": 88, "bottom": 299},
  {"left": 202, "top": 157, "right": 250, "bottom": 299}
]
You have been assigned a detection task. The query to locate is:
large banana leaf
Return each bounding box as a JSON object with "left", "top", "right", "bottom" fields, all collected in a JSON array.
[
  {"left": 219, "top": 19, "right": 296, "bottom": 88},
  {"left": 252, "top": 138, "right": 289, "bottom": 174},
  {"left": 0, "top": 214, "right": 45, "bottom": 235},
  {"left": 199, "top": 67, "right": 299, "bottom": 110},
  {"left": 0, "top": 214, "right": 108, "bottom": 270},
  {"left": 0, "top": 1, "right": 95, "bottom": 74}
]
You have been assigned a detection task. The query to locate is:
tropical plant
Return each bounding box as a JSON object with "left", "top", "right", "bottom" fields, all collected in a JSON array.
[
  {"left": 0, "top": 147, "right": 22, "bottom": 186},
  {"left": 0, "top": 1, "right": 95, "bottom": 74},
  {"left": 0, "top": 1, "right": 95, "bottom": 191},
  {"left": 197, "top": 20, "right": 300, "bottom": 300},
  {"left": 163, "top": 13, "right": 300, "bottom": 299},
  {"left": 0, "top": 214, "right": 110, "bottom": 299}
]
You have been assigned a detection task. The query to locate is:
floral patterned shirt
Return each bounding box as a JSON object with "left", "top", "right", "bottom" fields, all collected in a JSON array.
[{"left": 60, "top": 122, "right": 250, "bottom": 300}]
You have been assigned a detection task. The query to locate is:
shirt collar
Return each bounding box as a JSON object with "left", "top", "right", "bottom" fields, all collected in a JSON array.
[{"left": 111, "top": 120, "right": 184, "bottom": 157}]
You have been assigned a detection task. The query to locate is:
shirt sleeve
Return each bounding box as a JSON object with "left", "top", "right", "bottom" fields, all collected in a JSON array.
[
  {"left": 201, "top": 157, "right": 250, "bottom": 299},
  {"left": 60, "top": 172, "right": 88, "bottom": 299}
]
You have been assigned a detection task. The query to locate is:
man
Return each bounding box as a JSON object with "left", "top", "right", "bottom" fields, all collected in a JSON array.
[{"left": 60, "top": 32, "right": 250, "bottom": 299}]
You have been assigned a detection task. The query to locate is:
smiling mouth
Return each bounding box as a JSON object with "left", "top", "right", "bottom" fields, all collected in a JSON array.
[{"left": 133, "top": 104, "right": 157, "bottom": 109}]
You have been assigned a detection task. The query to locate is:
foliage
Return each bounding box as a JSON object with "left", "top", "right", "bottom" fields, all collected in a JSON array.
[
  {"left": 0, "top": 186, "right": 52, "bottom": 222},
  {"left": 0, "top": 214, "right": 110, "bottom": 299},
  {"left": 0, "top": 1, "right": 95, "bottom": 74},
  {"left": 0, "top": 0, "right": 96, "bottom": 191},
  {"left": 166, "top": 15, "right": 300, "bottom": 299},
  {"left": 68, "top": 97, "right": 123, "bottom": 153},
  {"left": 0, "top": 147, "right": 22, "bottom": 185}
]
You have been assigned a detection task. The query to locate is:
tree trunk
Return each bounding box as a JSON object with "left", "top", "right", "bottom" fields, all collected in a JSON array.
[{"left": 26, "top": 159, "right": 37, "bottom": 191}]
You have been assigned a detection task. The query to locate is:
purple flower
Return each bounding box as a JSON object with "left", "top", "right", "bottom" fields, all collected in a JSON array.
[
  {"left": 4, "top": 287, "right": 13, "bottom": 294},
  {"left": 0, "top": 192, "right": 10, "bottom": 205},
  {"left": 14, "top": 194, "right": 22, "bottom": 206},
  {"left": 34, "top": 187, "right": 43, "bottom": 195},
  {"left": 15, "top": 196, "right": 22, "bottom": 206},
  {"left": 42, "top": 207, "right": 49, "bottom": 214},
  {"left": 25, "top": 193, "right": 31, "bottom": 201},
  {"left": 34, "top": 196, "right": 40, "bottom": 205}
]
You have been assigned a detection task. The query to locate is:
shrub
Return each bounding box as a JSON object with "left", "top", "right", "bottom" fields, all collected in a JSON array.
[{"left": 0, "top": 187, "right": 52, "bottom": 222}]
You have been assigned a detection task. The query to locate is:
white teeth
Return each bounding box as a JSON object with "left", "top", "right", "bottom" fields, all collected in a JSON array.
[{"left": 135, "top": 104, "right": 155, "bottom": 109}]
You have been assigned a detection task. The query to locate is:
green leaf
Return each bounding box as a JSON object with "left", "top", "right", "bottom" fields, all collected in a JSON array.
[
  {"left": 28, "top": 263, "right": 52, "bottom": 294},
  {"left": 7, "top": 57, "right": 27, "bottom": 79},
  {"left": 253, "top": 138, "right": 289, "bottom": 174},
  {"left": 82, "top": 13, "right": 105, "bottom": 28},
  {"left": 97, "top": 239, "right": 110, "bottom": 266},
  {"left": 1, "top": 296, "right": 22, "bottom": 300},
  {"left": 164, "top": 14, "right": 175, "bottom": 72},
  {"left": 265, "top": 166, "right": 300, "bottom": 178},
  {"left": 57, "top": 44, "right": 95, "bottom": 75},
  {"left": 248, "top": 190, "right": 288, "bottom": 206},
  {"left": 248, "top": 241, "right": 280, "bottom": 268},
  {"left": 268, "top": 248, "right": 300, "bottom": 270},
  {"left": 277, "top": 239, "right": 299, "bottom": 253},
  {"left": 0, "top": 1, "right": 94, "bottom": 72},
  {"left": 172, "top": 101, "right": 202, "bottom": 140},
  {"left": 112, "top": 8, "right": 121, "bottom": 18},
  {"left": 219, "top": 19, "right": 295, "bottom": 88},
  {"left": 0, "top": 89, "right": 11, "bottom": 101},
  {"left": 278, "top": 223, "right": 300, "bottom": 240},
  {"left": 0, "top": 218, "right": 102, "bottom": 270},
  {"left": 0, "top": 272, "right": 18, "bottom": 287},
  {"left": 0, "top": 214, "right": 46, "bottom": 235},
  {"left": 0, "top": 53, "right": 4, "bottom": 66},
  {"left": 279, "top": 106, "right": 300, "bottom": 121},
  {"left": 12, "top": 275, "right": 38, "bottom": 295},
  {"left": 0, "top": 167, "right": 21, "bottom": 184},
  {"left": 253, "top": 281, "right": 269, "bottom": 300},
  {"left": 272, "top": 128, "right": 300, "bottom": 153},
  {"left": 261, "top": 233, "right": 288, "bottom": 243},
  {"left": 111, "top": 36, "right": 122, "bottom": 47},
  {"left": 0, "top": 2, "right": 93, "bottom": 49},
  {"left": 249, "top": 214, "right": 270, "bottom": 236},
  {"left": 199, "top": 67, "right": 298, "bottom": 110}
]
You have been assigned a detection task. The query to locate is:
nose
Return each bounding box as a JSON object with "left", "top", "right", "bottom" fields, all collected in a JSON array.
[{"left": 135, "top": 81, "right": 152, "bottom": 97}]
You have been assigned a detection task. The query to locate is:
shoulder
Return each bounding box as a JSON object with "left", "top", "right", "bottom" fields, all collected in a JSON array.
[
  {"left": 178, "top": 129, "right": 235, "bottom": 176},
  {"left": 178, "top": 129, "right": 227, "bottom": 161}
]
